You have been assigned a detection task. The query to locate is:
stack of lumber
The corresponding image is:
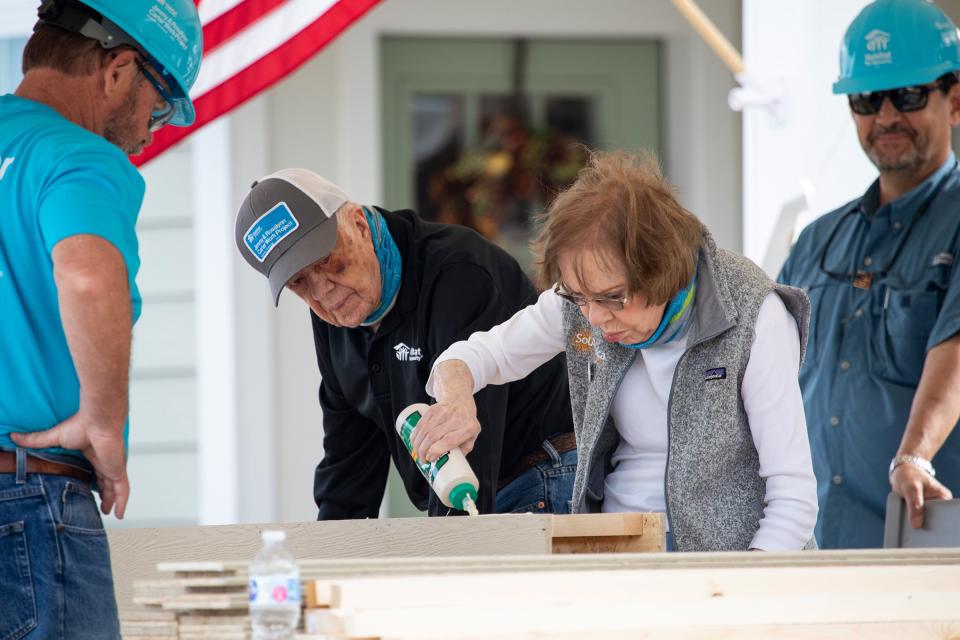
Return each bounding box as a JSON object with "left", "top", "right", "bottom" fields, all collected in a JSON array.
[{"left": 125, "top": 548, "right": 960, "bottom": 639}]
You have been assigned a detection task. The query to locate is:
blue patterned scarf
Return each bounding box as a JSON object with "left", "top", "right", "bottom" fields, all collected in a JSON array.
[
  {"left": 622, "top": 273, "right": 696, "bottom": 350},
  {"left": 360, "top": 207, "right": 402, "bottom": 327}
]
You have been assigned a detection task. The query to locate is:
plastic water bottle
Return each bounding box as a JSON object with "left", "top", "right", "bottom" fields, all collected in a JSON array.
[{"left": 249, "top": 530, "right": 301, "bottom": 639}]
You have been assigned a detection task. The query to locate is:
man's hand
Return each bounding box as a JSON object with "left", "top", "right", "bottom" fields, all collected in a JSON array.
[
  {"left": 37, "top": 234, "right": 134, "bottom": 519},
  {"left": 11, "top": 413, "right": 129, "bottom": 519},
  {"left": 890, "top": 462, "right": 952, "bottom": 529},
  {"left": 892, "top": 334, "right": 960, "bottom": 529},
  {"left": 412, "top": 400, "right": 482, "bottom": 462}
]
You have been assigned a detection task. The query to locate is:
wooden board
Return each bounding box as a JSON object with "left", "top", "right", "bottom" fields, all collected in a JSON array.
[
  {"left": 312, "top": 562, "right": 960, "bottom": 638},
  {"left": 316, "top": 564, "right": 960, "bottom": 640},
  {"left": 135, "top": 547, "right": 960, "bottom": 609},
  {"left": 110, "top": 514, "right": 555, "bottom": 612},
  {"left": 290, "top": 546, "right": 960, "bottom": 581},
  {"left": 327, "top": 564, "right": 960, "bottom": 611},
  {"left": 330, "top": 602, "right": 960, "bottom": 639},
  {"left": 550, "top": 513, "right": 666, "bottom": 553},
  {"left": 369, "top": 623, "right": 960, "bottom": 640},
  {"left": 113, "top": 513, "right": 676, "bottom": 611},
  {"left": 549, "top": 512, "right": 663, "bottom": 537}
]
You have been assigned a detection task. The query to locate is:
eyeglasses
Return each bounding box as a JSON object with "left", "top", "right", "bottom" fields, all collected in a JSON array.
[
  {"left": 135, "top": 59, "right": 176, "bottom": 132},
  {"left": 848, "top": 75, "right": 957, "bottom": 116},
  {"left": 553, "top": 282, "right": 629, "bottom": 311}
]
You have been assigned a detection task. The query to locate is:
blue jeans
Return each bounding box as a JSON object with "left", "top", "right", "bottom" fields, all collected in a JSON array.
[
  {"left": 495, "top": 439, "right": 577, "bottom": 514},
  {"left": 0, "top": 449, "right": 120, "bottom": 639}
]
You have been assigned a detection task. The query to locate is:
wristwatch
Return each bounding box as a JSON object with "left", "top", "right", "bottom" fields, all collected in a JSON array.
[{"left": 888, "top": 454, "right": 936, "bottom": 478}]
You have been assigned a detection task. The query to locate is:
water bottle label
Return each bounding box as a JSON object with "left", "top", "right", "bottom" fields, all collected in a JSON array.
[
  {"left": 398, "top": 412, "right": 450, "bottom": 483},
  {"left": 248, "top": 573, "right": 301, "bottom": 606}
]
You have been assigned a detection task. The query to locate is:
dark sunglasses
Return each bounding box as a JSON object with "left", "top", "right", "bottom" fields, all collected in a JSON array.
[
  {"left": 135, "top": 59, "right": 176, "bottom": 132},
  {"left": 848, "top": 75, "right": 957, "bottom": 116}
]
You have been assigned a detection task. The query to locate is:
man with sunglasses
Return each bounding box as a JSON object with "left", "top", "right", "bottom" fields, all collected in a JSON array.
[
  {"left": 0, "top": 0, "right": 201, "bottom": 635},
  {"left": 779, "top": 0, "right": 960, "bottom": 549},
  {"left": 235, "top": 170, "right": 575, "bottom": 520}
]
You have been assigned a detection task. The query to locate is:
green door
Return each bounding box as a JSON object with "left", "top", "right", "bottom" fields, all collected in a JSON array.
[{"left": 380, "top": 37, "right": 661, "bottom": 517}]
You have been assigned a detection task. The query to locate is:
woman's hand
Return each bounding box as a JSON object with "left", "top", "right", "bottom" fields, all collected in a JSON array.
[
  {"left": 414, "top": 360, "right": 480, "bottom": 461},
  {"left": 412, "top": 399, "right": 481, "bottom": 462}
]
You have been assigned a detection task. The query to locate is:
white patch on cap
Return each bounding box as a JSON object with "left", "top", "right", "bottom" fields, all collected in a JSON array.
[{"left": 261, "top": 168, "right": 348, "bottom": 220}]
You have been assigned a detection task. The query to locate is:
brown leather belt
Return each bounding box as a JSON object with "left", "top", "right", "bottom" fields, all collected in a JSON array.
[
  {"left": 499, "top": 432, "right": 577, "bottom": 490},
  {"left": 0, "top": 451, "right": 94, "bottom": 483}
]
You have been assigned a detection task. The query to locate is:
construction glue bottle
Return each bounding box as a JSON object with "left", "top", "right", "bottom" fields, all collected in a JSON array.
[{"left": 395, "top": 403, "right": 480, "bottom": 516}]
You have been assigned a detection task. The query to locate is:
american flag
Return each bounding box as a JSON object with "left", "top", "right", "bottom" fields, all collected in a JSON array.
[{"left": 133, "top": 0, "right": 382, "bottom": 166}]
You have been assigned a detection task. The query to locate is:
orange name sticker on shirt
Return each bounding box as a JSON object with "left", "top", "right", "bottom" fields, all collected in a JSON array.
[{"left": 571, "top": 329, "right": 594, "bottom": 353}]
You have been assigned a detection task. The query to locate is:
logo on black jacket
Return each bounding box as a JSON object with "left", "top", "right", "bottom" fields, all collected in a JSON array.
[{"left": 394, "top": 342, "right": 423, "bottom": 362}]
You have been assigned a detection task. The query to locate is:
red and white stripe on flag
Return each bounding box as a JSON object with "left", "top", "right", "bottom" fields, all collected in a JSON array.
[{"left": 133, "top": 0, "right": 382, "bottom": 166}]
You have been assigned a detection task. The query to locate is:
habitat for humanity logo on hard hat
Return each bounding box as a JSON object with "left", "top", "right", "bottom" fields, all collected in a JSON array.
[{"left": 865, "top": 29, "right": 892, "bottom": 65}]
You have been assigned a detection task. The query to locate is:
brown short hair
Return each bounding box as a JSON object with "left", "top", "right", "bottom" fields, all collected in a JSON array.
[
  {"left": 22, "top": 23, "right": 105, "bottom": 76},
  {"left": 532, "top": 150, "right": 702, "bottom": 305}
]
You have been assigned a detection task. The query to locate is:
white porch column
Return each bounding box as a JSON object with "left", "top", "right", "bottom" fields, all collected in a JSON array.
[{"left": 741, "top": 0, "right": 875, "bottom": 271}]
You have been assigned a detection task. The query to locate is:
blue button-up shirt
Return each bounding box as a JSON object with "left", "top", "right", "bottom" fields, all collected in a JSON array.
[{"left": 779, "top": 154, "right": 960, "bottom": 549}]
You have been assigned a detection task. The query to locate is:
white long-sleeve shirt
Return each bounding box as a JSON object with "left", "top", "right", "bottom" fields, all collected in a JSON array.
[{"left": 427, "top": 289, "right": 818, "bottom": 550}]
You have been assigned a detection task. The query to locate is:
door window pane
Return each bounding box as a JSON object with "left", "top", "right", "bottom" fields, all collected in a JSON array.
[
  {"left": 545, "top": 96, "right": 595, "bottom": 146},
  {"left": 417, "top": 91, "right": 591, "bottom": 273},
  {"left": 413, "top": 94, "right": 464, "bottom": 223}
]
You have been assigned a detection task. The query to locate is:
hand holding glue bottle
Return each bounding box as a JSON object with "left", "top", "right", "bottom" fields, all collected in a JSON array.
[{"left": 396, "top": 403, "right": 480, "bottom": 515}]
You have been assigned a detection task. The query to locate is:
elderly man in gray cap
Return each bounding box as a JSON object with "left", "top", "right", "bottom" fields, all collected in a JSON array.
[{"left": 236, "top": 169, "right": 576, "bottom": 518}]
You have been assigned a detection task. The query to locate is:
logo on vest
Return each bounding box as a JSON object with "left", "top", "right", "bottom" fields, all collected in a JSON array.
[
  {"left": 705, "top": 367, "right": 727, "bottom": 381},
  {"left": 394, "top": 342, "right": 423, "bottom": 362}
]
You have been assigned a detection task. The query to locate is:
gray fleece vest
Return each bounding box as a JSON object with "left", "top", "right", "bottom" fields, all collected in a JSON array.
[{"left": 562, "top": 229, "right": 811, "bottom": 551}]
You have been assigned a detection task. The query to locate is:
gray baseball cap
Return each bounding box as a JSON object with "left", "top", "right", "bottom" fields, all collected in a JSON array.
[{"left": 235, "top": 168, "right": 347, "bottom": 305}]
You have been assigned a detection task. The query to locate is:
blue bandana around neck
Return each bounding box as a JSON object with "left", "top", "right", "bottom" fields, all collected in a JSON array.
[
  {"left": 360, "top": 207, "right": 402, "bottom": 327},
  {"left": 622, "top": 272, "right": 697, "bottom": 350}
]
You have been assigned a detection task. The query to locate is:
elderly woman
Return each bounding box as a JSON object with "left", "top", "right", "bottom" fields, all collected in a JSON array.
[{"left": 414, "top": 150, "right": 818, "bottom": 551}]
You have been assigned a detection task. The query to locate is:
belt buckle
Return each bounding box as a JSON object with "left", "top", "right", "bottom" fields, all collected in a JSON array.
[{"left": 852, "top": 271, "right": 873, "bottom": 290}]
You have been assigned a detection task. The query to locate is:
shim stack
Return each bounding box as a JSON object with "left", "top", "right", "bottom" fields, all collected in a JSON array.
[{"left": 121, "top": 563, "right": 252, "bottom": 639}]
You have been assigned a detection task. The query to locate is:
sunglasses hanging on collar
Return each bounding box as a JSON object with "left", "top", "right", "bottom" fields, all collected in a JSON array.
[{"left": 818, "top": 161, "right": 957, "bottom": 290}]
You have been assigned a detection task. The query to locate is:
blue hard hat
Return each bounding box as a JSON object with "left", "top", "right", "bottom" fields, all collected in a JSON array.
[
  {"left": 834, "top": 0, "right": 960, "bottom": 94},
  {"left": 38, "top": 0, "right": 203, "bottom": 126}
]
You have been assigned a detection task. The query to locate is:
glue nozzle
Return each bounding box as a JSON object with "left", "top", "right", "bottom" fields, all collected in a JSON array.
[{"left": 462, "top": 495, "right": 479, "bottom": 517}]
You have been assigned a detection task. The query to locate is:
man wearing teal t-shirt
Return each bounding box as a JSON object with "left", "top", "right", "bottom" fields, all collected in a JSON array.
[{"left": 0, "top": 1, "right": 202, "bottom": 636}]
